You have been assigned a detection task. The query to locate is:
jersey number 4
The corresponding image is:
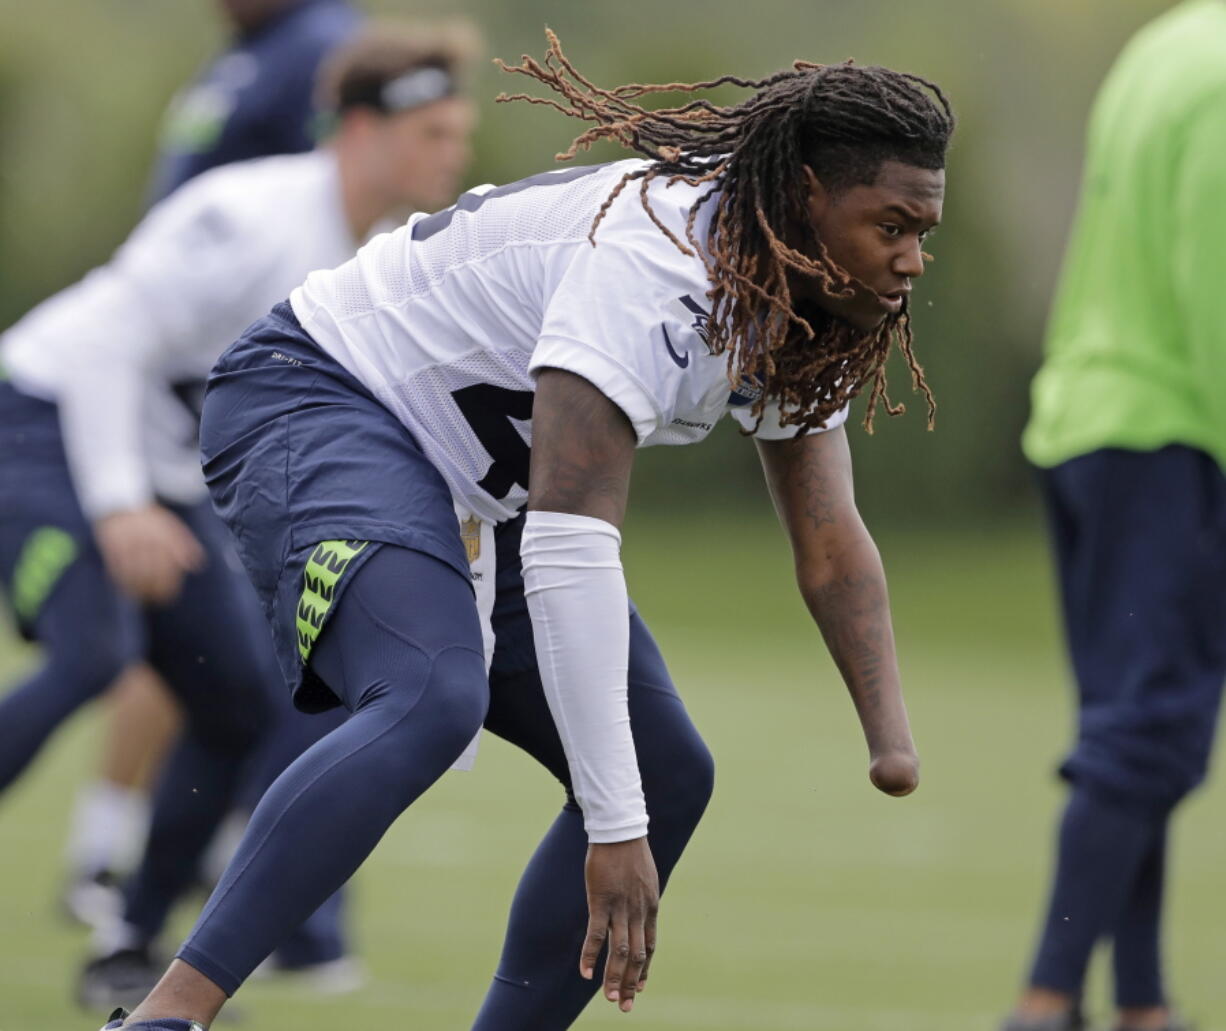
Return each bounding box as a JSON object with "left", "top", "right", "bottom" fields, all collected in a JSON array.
[{"left": 451, "top": 384, "right": 534, "bottom": 501}]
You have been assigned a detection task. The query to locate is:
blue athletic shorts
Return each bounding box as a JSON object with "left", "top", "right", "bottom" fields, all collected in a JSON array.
[{"left": 201, "top": 302, "right": 472, "bottom": 712}]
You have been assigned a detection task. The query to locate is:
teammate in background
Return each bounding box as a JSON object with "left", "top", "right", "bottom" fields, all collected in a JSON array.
[
  {"left": 104, "top": 36, "right": 950, "bottom": 1031},
  {"left": 149, "top": 0, "right": 363, "bottom": 203},
  {"left": 0, "top": 20, "right": 477, "bottom": 1013},
  {"left": 1000, "top": 4, "right": 1226, "bottom": 1031},
  {"left": 66, "top": 0, "right": 364, "bottom": 924}
]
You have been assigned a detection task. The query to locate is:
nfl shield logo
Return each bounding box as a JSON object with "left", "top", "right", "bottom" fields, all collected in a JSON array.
[{"left": 460, "top": 516, "right": 481, "bottom": 564}]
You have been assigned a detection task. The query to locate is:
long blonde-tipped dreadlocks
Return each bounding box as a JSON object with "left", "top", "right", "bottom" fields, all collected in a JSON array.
[{"left": 496, "top": 31, "right": 954, "bottom": 433}]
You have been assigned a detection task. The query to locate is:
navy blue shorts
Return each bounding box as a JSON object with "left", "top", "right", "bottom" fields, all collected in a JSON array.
[{"left": 201, "top": 302, "right": 471, "bottom": 712}]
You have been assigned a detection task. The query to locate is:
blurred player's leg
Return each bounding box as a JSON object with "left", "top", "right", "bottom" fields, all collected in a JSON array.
[
  {"left": 0, "top": 539, "right": 142, "bottom": 793},
  {"left": 1111, "top": 822, "right": 1168, "bottom": 1019},
  {"left": 63, "top": 665, "right": 179, "bottom": 928},
  {"left": 120, "top": 504, "right": 274, "bottom": 936},
  {"left": 0, "top": 381, "right": 144, "bottom": 794},
  {"left": 78, "top": 503, "right": 275, "bottom": 1010},
  {"left": 130, "top": 546, "right": 486, "bottom": 1024},
  {"left": 1025, "top": 786, "right": 1161, "bottom": 998},
  {"left": 1004, "top": 447, "right": 1226, "bottom": 1031},
  {"left": 97, "top": 666, "right": 180, "bottom": 791}
]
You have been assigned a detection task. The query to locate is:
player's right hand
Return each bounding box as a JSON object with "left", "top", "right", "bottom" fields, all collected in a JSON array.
[
  {"left": 94, "top": 504, "right": 206, "bottom": 604},
  {"left": 581, "top": 836, "right": 659, "bottom": 1013}
]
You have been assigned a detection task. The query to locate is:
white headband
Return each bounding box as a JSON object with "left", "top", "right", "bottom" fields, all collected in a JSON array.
[{"left": 380, "top": 66, "right": 455, "bottom": 113}]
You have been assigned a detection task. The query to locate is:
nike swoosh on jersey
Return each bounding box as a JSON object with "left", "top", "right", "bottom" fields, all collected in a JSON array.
[{"left": 661, "top": 324, "right": 689, "bottom": 368}]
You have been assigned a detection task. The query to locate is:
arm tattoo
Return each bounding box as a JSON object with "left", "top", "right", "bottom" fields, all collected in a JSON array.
[
  {"left": 537, "top": 450, "right": 627, "bottom": 513},
  {"left": 793, "top": 441, "right": 839, "bottom": 530},
  {"left": 529, "top": 371, "right": 634, "bottom": 521},
  {"left": 806, "top": 569, "right": 890, "bottom": 714}
]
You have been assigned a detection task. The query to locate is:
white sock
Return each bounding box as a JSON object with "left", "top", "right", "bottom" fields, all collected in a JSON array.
[
  {"left": 199, "top": 809, "right": 249, "bottom": 887},
  {"left": 64, "top": 780, "right": 151, "bottom": 877},
  {"left": 91, "top": 916, "right": 145, "bottom": 956}
]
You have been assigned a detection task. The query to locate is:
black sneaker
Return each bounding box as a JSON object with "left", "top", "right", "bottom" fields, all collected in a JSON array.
[
  {"left": 97, "top": 1005, "right": 208, "bottom": 1030},
  {"left": 77, "top": 947, "right": 163, "bottom": 1012}
]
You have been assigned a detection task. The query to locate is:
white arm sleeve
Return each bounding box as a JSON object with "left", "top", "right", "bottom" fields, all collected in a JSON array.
[{"left": 520, "top": 510, "right": 648, "bottom": 843}]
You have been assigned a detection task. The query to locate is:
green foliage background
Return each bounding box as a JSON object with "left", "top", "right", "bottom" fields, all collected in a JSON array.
[{"left": 0, "top": 0, "right": 1183, "bottom": 525}]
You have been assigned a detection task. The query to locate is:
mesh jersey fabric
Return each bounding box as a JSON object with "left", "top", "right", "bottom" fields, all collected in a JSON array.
[{"left": 291, "top": 159, "right": 848, "bottom": 523}]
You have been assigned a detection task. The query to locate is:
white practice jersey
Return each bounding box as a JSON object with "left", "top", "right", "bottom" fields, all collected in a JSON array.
[
  {"left": 292, "top": 159, "right": 848, "bottom": 524},
  {"left": 1, "top": 150, "right": 363, "bottom": 518}
]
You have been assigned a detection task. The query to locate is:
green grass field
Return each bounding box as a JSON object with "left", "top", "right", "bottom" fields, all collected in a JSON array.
[{"left": 1, "top": 515, "right": 1222, "bottom": 1030}]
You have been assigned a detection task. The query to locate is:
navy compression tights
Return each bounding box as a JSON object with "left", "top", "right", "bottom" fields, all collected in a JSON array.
[
  {"left": 237, "top": 699, "right": 352, "bottom": 969},
  {"left": 179, "top": 545, "right": 714, "bottom": 1030}
]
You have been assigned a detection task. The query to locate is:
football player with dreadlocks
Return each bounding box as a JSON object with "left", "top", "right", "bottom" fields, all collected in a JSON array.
[{"left": 101, "top": 32, "right": 953, "bottom": 1031}]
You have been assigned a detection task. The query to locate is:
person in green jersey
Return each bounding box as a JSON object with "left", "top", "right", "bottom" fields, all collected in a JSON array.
[{"left": 1001, "top": 4, "right": 1226, "bottom": 1031}]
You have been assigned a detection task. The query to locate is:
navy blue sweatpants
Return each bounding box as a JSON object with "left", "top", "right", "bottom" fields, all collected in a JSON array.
[
  {"left": 179, "top": 539, "right": 714, "bottom": 1029},
  {"left": 1026, "top": 446, "right": 1226, "bottom": 1006}
]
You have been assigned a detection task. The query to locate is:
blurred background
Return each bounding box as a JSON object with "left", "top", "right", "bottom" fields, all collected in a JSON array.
[
  {"left": 0, "top": 1, "right": 1222, "bottom": 1029},
  {"left": 1, "top": 0, "right": 1195, "bottom": 520}
]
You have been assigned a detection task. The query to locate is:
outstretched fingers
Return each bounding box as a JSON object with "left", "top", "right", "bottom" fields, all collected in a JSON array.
[
  {"left": 585, "top": 895, "right": 654, "bottom": 1012},
  {"left": 579, "top": 902, "right": 608, "bottom": 982},
  {"left": 637, "top": 911, "right": 657, "bottom": 991},
  {"left": 580, "top": 838, "right": 660, "bottom": 1012}
]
